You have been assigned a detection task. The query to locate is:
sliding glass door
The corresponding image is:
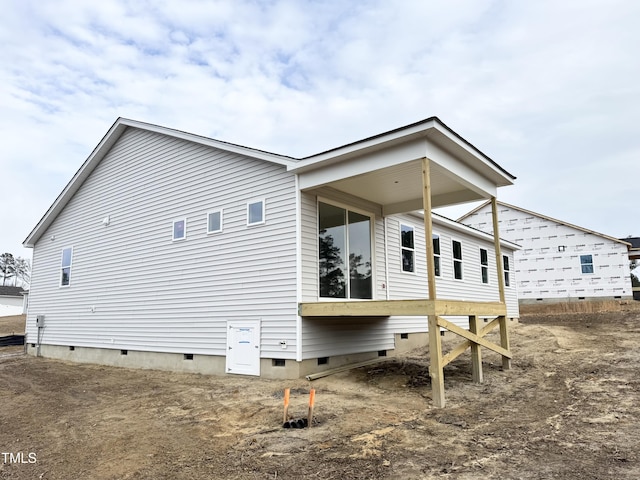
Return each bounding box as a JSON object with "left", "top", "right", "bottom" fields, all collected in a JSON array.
[{"left": 318, "top": 201, "right": 372, "bottom": 299}]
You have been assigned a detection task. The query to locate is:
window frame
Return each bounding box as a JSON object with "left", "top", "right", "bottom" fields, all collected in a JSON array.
[
  {"left": 247, "top": 199, "right": 266, "bottom": 226},
  {"left": 172, "top": 218, "right": 187, "bottom": 241},
  {"left": 60, "top": 246, "right": 73, "bottom": 287},
  {"left": 480, "top": 248, "right": 489, "bottom": 284},
  {"left": 580, "top": 254, "right": 594, "bottom": 274},
  {"left": 452, "top": 239, "right": 463, "bottom": 280},
  {"left": 503, "top": 254, "right": 511, "bottom": 287},
  {"left": 207, "top": 209, "right": 223, "bottom": 234},
  {"left": 317, "top": 198, "right": 375, "bottom": 301},
  {"left": 400, "top": 223, "right": 415, "bottom": 274},
  {"left": 433, "top": 233, "right": 441, "bottom": 277}
]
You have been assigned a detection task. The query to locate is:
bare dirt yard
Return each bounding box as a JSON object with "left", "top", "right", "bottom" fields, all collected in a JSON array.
[{"left": 1, "top": 308, "right": 640, "bottom": 479}]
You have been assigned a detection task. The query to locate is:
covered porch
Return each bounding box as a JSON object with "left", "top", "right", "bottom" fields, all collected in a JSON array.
[{"left": 290, "top": 118, "right": 516, "bottom": 407}]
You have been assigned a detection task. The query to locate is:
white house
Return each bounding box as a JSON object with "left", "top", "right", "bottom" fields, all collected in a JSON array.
[
  {"left": 24, "top": 117, "right": 518, "bottom": 406},
  {"left": 459, "top": 201, "right": 633, "bottom": 303},
  {"left": 0, "top": 286, "right": 25, "bottom": 317}
]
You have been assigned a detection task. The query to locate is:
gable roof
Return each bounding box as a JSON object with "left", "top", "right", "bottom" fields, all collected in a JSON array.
[
  {"left": 459, "top": 200, "right": 632, "bottom": 248},
  {"left": 23, "top": 118, "right": 298, "bottom": 248},
  {"left": 291, "top": 116, "right": 516, "bottom": 187},
  {"left": 24, "top": 116, "right": 516, "bottom": 248},
  {"left": 0, "top": 286, "right": 25, "bottom": 297}
]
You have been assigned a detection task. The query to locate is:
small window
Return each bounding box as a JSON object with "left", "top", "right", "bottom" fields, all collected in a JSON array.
[
  {"left": 247, "top": 200, "right": 265, "bottom": 225},
  {"left": 60, "top": 247, "right": 73, "bottom": 287},
  {"left": 452, "top": 240, "right": 463, "bottom": 280},
  {"left": 580, "top": 254, "right": 594, "bottom": 274},
  {"left": 480, "top": 248, "right": 489, "bottom": 284},
  {"left": 503, "top": 255, "right": 511, "bottom": 287},
  {"left": 433, "top": 234, "right": 441, "bottom": 277},
  {"left": 207, "top": 210, "right": 223, "bottom": 234},
  {"left": 400, "top": 224, "right": 415, "bottom": 273},
  {"left": 173, "top": 219, "right": 186, "bottom": 241}
]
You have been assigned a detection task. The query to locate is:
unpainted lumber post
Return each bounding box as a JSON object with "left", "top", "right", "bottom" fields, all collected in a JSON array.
[
  {"left": 428, "top": 315, "right": 445, "bottom": 407},
  {"left": 422, "top": 157, "right": 445, "bottom": 407},
  {"left": 469, "top": 315, "right": 483, "bottom": 383},
  {"left": 499, "top": 316, "right": 511, "bottom": 370},
  {"left": 491, "top": 197, "right": 511, "bottom": 370}
]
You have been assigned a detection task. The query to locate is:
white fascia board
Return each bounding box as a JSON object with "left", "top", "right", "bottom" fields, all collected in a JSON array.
[
  {"left": 429, "top": 122, "right": 514, "bottom": 186},
  {"left": 425, "top": 141, "right": 498, "bottom": 199},
  {"left": 297, "top": 138, "right": 426, "bottom": 190},
  {"left": 119, "top": 118, "right": 297, "bottom": 167},
  {"left": 290, "top": 119, "right": 438, "bottom": 173},
  {"left": 23, "top": 119, "right": 128, "bottom": 247}
]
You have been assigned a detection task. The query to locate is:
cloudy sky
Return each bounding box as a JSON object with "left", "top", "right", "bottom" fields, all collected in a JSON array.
[{"left": 2, "top": 0, "right": 639, "bottom": 260}]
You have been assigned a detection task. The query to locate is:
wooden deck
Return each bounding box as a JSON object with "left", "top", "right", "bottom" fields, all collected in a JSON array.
[
  {"left": 298, "top": 298, "right": 507, "bottom": 317},
  {"left": 299, "top": 297, "right": 511, "bottom": 408}
]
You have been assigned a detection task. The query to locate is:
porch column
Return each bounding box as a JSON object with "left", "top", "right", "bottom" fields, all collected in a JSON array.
[
  {"left": 491, "top": 197, "right": 511, "bottom": 370},
  {"left": 423, "top": 157, "right": 445, "bottom": 407}
]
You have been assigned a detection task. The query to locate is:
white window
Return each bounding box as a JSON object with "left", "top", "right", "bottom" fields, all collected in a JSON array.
[
  {"left": 433, "top": 234, "right": 441, "bottom": 277},
  {"left": 480, "top": 248, "right": 489, "bottom": 284},
  {"left": 207, "top": 209, "right": 223, "bottom": 234},
  {"left": 60, "top": 247, "right": 73, "bottom": 287},
  {"left": 452, "top": 240, "right": 463, "bottom": 280},
  {"left": 173, "top": 218, "right": 186, "bottom": 241},
  {"left": 247, "top": 200, "right": 265, "bottom": 226},
  {"left": 580, "top": 254, "right": 594, "bottom": 274},
  {"left": 503, "top": 255, "right": 511, "bottom": 286},
  {"left": 400, "top": 224, "right": 415, "bottom": 273}
]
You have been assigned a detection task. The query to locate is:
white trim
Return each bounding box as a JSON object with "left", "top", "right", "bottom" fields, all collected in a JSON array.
[
  {"left": 479, "top": 246, "right": 490, "bottom": 285},
  {"left": 294, "top": 174, "right": 303, "bottom": 362},
  {"left": 59, "top": 246, "right": 73, "bottom": 288},
  {"left": 172, "top": 218, "right": 187, "bottom": 241},
  {"left": 383, "top": 217, "right": 390, "bottom": 300},
  {"left": 247, "top": 199, "right": 266, "bottom": 226},
  {"left": 451, "top": 238, "right": 464, "bottom": 281},
  {"left": 317, "top": 197, "right": 376, "bottom": 301},
  {"left": 432, "top": 232, "right": 442, "bottom": 278},
  {"left": 399, "top": 222, "right": 416, "bottom": 275},
  {"left": 206, "top": 209, "right": 223, "bottom": 234}
]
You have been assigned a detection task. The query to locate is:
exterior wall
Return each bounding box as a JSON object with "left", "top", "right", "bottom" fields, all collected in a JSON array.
[
  {"left": 27, "top": 127, "right": 299, "bottom": 361},
  {"left": 386, "top": 213, "right": 519, "bottom": 323},
  {"left": 463, "top": 204, "right": 633, "bottom": 301},
  {"left": 1, "top": 296, "right": 24, "bottom": 316},
  {"left": 299, "top": 190, "right": 518, "bottom": 361}
]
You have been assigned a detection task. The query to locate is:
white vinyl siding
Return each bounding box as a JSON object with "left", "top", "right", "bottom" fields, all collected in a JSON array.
[
  {"left": 26, "top": 128, "right": 299, "bottom": 359},
  {"left": 300, "top": 206, "right": 518, "bottom": 359},
  {"left": 385, "top": 213, "right": 519, "bottom": 334}
]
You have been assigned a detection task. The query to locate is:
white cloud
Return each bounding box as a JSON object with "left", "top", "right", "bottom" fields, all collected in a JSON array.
[{"left": 1, "top": 0, "right": 639, "bottom": 258}]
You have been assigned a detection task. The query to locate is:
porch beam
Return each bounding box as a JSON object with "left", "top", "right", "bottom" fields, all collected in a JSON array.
[{"left": 298, "top": 299, "right": 507, "bottom": 317}]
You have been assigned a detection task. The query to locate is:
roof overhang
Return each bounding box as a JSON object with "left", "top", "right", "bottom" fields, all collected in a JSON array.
[{"left": 289, "top": 118, "right": 515, "bottom": 215}]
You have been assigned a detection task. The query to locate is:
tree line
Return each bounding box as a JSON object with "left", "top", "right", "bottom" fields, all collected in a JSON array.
[{"left": 0, "top": 253, "right": 31, "bottom": 287}]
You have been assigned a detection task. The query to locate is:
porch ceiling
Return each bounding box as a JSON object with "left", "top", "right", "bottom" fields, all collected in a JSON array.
[
  {"left": 292, "top": 119, "right": 515, "bottom": 216},
  {"left": 327, "top": 160, "right": 484, "bottom": 214}
]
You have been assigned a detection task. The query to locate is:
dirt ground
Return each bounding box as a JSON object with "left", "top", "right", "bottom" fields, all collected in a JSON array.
[{"left": 1, "top": 309, "right": 639, "bottom": 480}]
